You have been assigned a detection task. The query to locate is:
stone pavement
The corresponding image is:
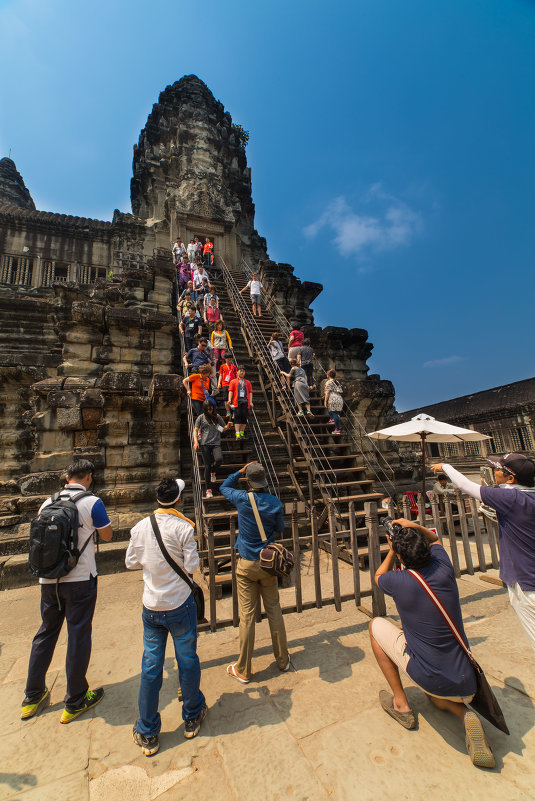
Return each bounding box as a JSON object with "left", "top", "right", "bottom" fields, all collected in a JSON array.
[{"left": 1, "top": 568, "right": 534, "bottom": 801}]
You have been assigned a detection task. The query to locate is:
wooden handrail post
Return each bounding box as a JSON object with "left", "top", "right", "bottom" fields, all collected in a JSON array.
[
  {"left": 291, "top": 500, "right": 302, "bottom": 612},
  {"left": 230, "top": 518, "right": 239, "bottom": 627},
  {"left": 348, "top": 500, "right": 361, "bottom": 605},
  {"left": 328, "top": 502, "right": 342, "bottom": 612},
  {"left": 365, "top": 501, "right": 386, "bottom": 617},
  {"left": 310, "top": 506, "right": 323, "bottom": 608}
]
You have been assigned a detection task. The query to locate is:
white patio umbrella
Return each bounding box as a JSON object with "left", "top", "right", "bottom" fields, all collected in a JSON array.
[{"left": 368, "top": 413, "right": 490, "bottom": 498}]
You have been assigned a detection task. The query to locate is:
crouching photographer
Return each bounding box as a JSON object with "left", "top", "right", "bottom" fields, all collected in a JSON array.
[{"left": 369, "top": 518, "right": 495, "bottom": 769}]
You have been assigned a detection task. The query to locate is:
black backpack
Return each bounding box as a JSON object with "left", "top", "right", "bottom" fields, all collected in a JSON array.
[{"left": 28, "top": 490, "right": 95, "bottom": 579}]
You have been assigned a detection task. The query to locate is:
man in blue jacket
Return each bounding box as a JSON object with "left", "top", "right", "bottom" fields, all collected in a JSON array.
[{"left": 220, "top": 461, "right": 290, "bottom": 682}]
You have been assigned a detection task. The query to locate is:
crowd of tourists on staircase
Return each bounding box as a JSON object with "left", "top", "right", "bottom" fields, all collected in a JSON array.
[{"left": 15, "top": 244, "right": 535, "bottom": 776}]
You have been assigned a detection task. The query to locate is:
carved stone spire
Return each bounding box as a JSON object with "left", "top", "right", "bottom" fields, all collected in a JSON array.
[
  {"left": 0, "top": 157, "right": 36, "bottom": 210},
  {"left": 130, "top": 74, "right": 266, "bottom": 263}
]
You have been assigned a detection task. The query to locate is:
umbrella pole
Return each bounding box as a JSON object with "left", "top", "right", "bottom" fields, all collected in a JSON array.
[{"left": 421, "top": 433, "right": 427, "bottom": 503}]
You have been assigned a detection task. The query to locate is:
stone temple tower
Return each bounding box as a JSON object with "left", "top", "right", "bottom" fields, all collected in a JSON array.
[
  {"left": 131, "top": 75, "right": 267, "bottom": 267},
  {"left": 0, "top": 158, "right": 35, "bottom": 210}
]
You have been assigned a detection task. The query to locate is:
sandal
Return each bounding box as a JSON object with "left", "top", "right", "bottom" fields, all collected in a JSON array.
[
  {"left": 379, "top": 690, "right": 416, "bottom": 729},
  {"left": 226, "top": 663, "right": 250, "bottom": 684}
]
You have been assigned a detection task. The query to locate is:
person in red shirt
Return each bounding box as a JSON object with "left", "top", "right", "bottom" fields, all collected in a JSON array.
[
  {"left": 288, "top": 326, "right": 304, "bottom": 361},
  {"left": 228, "top": 367, "right": 253, "bottom": 440},
  {"left": 203, "top": 237, "right": 214, "bottom": 267},
  {"left": 218, "top": 355, "right": 237, "bottom": 419}
]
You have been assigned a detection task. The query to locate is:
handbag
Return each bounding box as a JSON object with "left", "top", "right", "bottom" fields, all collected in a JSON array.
[
  {"left": 247, "top": 492, "right": 294, "bottom": 578},
  {"left": 149, "top": 515, "right": 206, "bottom": 623},
  {"left": 408, "top": 568, "right": 509, "bottom": 734}
]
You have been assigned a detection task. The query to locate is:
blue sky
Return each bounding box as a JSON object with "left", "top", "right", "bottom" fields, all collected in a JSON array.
[{"left": 1, "top": 0, "right": 533, "bottom": 411}]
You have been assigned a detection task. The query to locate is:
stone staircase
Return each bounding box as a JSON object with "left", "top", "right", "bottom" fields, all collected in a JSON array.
[{"left": 178, "top": 262, "right": 386, "bottom": 594}]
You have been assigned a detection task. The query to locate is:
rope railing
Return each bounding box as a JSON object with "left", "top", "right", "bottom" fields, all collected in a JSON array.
[
  {"left": 217, "top": 256, "right": 346, "bottom": 521},
  {"left": 239, "top": 256, "right": 397, "bottom": 498}
]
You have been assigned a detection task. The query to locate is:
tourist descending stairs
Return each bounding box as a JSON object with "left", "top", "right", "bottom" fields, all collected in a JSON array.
[{"left": 177, "top": 285, "right": 301, "bottom": 597}]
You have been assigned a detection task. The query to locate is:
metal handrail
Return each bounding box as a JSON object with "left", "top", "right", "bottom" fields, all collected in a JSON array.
[
  {"left": 177, "top": 325, "right": 207, "bottom": 548},
  {"left": 217, "top": 256, "right": 346, "bottom": 519},
  {"left": 240, "top": 256, "right": 397, "bottom": 497}
]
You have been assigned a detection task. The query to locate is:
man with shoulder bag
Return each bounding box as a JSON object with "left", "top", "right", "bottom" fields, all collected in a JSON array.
[
  {"left": 369, "top": 517, "right": 501, "bottom": 769},
  {"left": 220, "top": 461, "right": 291, "bottom": 683},
  {"left": 21, "top": 459, "right": 113, "bottom": 724},
  {"left": 126, "top": 477, "right": 207, "bottom": 757}
]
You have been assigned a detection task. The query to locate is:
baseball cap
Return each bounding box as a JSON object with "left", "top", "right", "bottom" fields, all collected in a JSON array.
[
  {"left": 486, "top": 453, "right": 535, "bottom": 486},
  {"left": 245, "top": 463, "right": 268, "bottom": 489}
]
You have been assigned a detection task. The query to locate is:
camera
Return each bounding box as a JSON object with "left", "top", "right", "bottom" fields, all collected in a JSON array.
[{"left": 381, "top": 516, "right": 402, "bottom": 539}]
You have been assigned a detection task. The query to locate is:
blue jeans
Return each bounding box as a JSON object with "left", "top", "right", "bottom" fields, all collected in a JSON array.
[
  {"left": 329, "top": 410, "right": 341, "bottom": 429},
  {"left": 137, "top": 594, "right": 205, "bottom": 737}
]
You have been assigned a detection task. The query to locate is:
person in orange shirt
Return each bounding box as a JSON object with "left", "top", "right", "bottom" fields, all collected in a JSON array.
[
  {"left": 182, "top": 364, "right": 213, "bottom": 417},
  {"left": 203, "top": 237, "right": 214, "bottom": 267}
]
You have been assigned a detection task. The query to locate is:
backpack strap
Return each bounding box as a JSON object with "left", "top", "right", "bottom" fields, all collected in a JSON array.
[
  {"left": 149, "top": 514, "right": 195, "bottom": 591},
  {"left": 248, "top": 492, "right": 267, "bottom": 542}
]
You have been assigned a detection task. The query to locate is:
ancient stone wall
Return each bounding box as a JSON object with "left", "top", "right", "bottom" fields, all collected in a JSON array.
[{"left": 0, "top": 248, "right": 182, "bottom": 558}]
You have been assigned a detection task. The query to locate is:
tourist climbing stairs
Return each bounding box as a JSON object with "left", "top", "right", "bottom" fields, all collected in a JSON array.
[{"left": 216, "top": 257, "right": 392, "bottom": 567}]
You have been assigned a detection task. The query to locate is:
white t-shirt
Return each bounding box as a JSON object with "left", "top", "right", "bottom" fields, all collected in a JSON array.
[
  {"left": 193, "top": 268, "right": 209, "bottom": 288},
  {"left": 38, "top": 484, "right": 111, "bottom": 584},
  {"left": 246, "top": 279, "right": 263, "bottom": 296},
  {"left": 126, "top": 511, "right": 200, "bottom": 611}
]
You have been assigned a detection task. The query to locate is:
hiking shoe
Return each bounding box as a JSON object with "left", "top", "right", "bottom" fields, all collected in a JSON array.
[
  {"left": 184, "top": 703, "right": 207, "bottom": 739},
  {"left": 464, "top": 710, "right": 495, "bottom": 768},
  {"left": 60, "top": 687, "right": 104, "bottom": 724},
  {"left": 205, "top": 489, "right": 213, "bottom": 499},
  {"left": 210, "top": 472, "right": 217, "bottom": 482},
  {"left": 132, "top": 725, "right": 160, "bottom": 757},
  {"left": 21, "top": 687, "right": 50, "bottom": 720}
]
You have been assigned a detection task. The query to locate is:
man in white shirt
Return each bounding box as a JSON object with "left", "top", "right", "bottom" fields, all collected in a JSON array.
[
  {"left": 21, "top": 459, "right": 113, "bottom": 724},
  {"left": 192, "top": 263, "right": 209, "bottom": 289},
  {"left": 240, "top": 272, "right": 264, "bottom": 317},
  {"left": 127, "top": 477, "right": 206, "bottom": 756}
]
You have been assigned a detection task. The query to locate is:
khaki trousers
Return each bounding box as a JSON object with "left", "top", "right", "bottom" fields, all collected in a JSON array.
[{"left": 235, "top": 558, "right": 288, "bottom": 679}]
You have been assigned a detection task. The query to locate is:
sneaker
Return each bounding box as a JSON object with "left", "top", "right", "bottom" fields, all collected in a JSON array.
[
  {"left": 60, "top": 687, "right": 104, "bottom": 724},
  {"left": 132, "top": 725, "right": 160, "bottom": 757},
  {"left": 205, "top": 489, "right": 213, "bottom": 499},
  {"left": 464, "top": 710, "right": 495, "bottom": 768},
  {"left": 279, "top": 655, "right": 292, "bottom": 672},
  {"left": 235, "top": 432, "right": 240, "bottom": 440},
  {"left": 21, "top": 687, "right": 50, "bottom": 720},
  {"left": 210, "top": 472, "right": 217, "bottom": 482},
  {"left": 184, "top": 703, "right": 207, "bottom": 739},
  {"left": 306, "top": 410, "right": 314, "bottom": 416},
  {"left": 333, "top": 429, "right": 341, "bottom": 435},
  {"left": 297, "top": 410, "right": 304, "bottom": 417}
]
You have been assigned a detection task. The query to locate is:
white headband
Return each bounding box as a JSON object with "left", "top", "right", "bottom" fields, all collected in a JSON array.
[{"left": 157, "top": 478, "right": 185, "bottom": 506}]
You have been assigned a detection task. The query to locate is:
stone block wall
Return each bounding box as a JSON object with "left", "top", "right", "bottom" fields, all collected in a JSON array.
[{"left": 0, "top": 248, "right": 183, "bottom": 558}]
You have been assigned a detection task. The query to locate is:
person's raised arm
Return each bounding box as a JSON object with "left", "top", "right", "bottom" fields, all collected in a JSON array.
[
  {"left": 375, "top": 538, "right": 397, "bottom": 585},
  {"left": 431, "top": 463, "right": 481, "bottom": 500}
]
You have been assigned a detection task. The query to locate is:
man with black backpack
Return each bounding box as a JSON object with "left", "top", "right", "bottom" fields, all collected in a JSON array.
[{"left": 21, "top": 459, "right": 113, "bottom": 723}]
